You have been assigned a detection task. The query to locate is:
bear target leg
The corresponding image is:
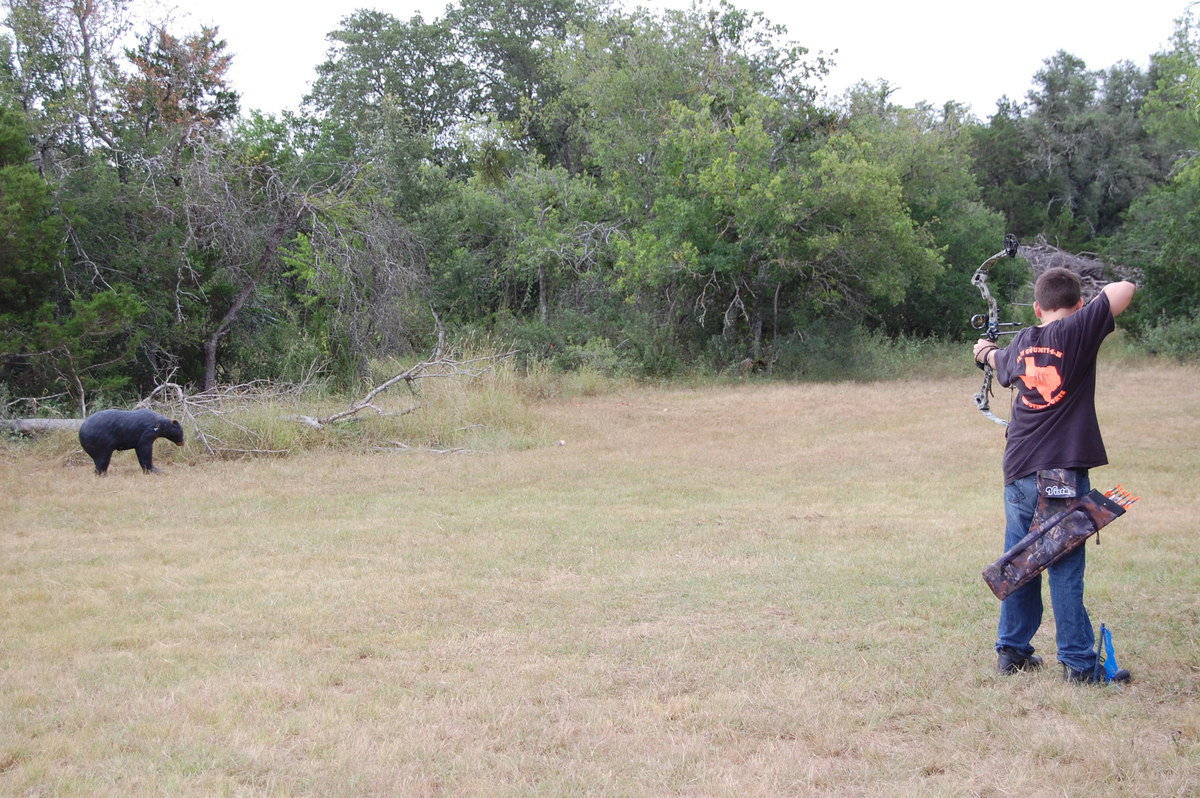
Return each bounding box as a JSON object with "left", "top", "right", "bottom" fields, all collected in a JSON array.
[
  {"left": 134, "top": 442, "right": 159, "bottom": 474},
  {"left": 90, "top": 449, "right": 113, "bottom": 476}
]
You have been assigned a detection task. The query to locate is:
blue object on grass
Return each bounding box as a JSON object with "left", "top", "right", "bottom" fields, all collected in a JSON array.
[{"left": 1096, "top": 623, "right": 1128, "bottom": 682}]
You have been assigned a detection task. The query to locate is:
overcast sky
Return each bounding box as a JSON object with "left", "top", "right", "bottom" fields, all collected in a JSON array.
[{"left": 145, "top": 0, "right": 1194, "bottom": 117}]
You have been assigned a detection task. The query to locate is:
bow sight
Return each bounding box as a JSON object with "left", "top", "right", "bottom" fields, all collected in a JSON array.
[{"left": 970, "top": 314, "right": 1023, "bottom": 337}]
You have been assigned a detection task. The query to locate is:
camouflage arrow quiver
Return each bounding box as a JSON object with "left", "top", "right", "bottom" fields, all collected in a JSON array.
[{"left": 983, "top": 470, "right": 1135, "bottom": 601}]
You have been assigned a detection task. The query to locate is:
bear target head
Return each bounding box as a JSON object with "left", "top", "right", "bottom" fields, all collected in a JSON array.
[{"left": 157, "top": 418, "right": 185, "bottom": 446}]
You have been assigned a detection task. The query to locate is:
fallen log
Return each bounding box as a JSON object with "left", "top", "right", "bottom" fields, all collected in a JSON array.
[{"left": 2, "top": 418, "right": 84, "bottom": 435}]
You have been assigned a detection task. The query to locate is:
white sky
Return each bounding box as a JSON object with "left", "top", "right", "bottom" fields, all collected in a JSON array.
[{"left": 146, "top": 0, "right": 1195, "bottom": 117}]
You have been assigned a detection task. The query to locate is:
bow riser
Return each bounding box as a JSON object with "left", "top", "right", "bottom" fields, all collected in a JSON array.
[{"left": 971, "top": 234, "right": 1022, "bottom": 427}]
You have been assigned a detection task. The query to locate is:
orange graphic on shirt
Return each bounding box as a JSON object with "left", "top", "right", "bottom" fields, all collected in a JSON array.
[{"left": 1017, "top": 357, "right": 1063, "bottom": 404}]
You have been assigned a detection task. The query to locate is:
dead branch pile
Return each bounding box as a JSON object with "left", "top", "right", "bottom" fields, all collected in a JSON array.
[
  {"left": 1017, "top": 235, "right": 1137, "bottom": 300},
  {"left": 137, "top": 379, "right": 307, "bottom": 458}
]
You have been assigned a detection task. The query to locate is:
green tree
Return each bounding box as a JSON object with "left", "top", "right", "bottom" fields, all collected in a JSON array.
[
  {"left": 612, "top": 96, "right": 810, "bottom": 356},
  {"left": 0, "top": 106, "right": 58, "bottom": 317},
  {"left": 0, "top": 105, "right": 68, "bottom": 396},
  {"left": 306, "top": 10, "right": 473, "bottom": 158},
  {"left": 1107, "top": 9, "right": 1200, "bottom": 346},
  {"left": 27, "top": 286, "right": 146, "bottom": 411},
  {"left": 1113, "top": 166, "right": 1200, "bottom": 325},
  {"left": 445, "top": 0, "right": 598, "bottom": 169},
  {"left": 1139, "top": 11, "right": 1200, "bottom": 162},
  {"left": 610, "top": 94, "right": 944, "bottom": 360},
  {"left": 839, "top": 88, "right": 1005, "bottom": 338},
  {"left": 2, "top": 1, "right": 253, "bottom": 399},
  {"left": 971, "top": 97, "right": 1053, "bottom": 236},
  {"left": 972, "top": 51, "right": 1171, "bottom": 248},
  {"left": 422, "top": 154, "right": 617, "bottom": 339},
  {"left": 796, "top": 130, "right": 943, "bottom": 319},
  {"left": 557, "top": 2, "right": 821, "bottom": 205}
]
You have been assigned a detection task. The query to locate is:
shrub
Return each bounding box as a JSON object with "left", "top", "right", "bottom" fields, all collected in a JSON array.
[{"left": 1137, "top": 312, "right": 1200, "bottom": 362}]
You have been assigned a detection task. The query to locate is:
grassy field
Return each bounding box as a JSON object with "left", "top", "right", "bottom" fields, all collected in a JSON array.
[{"left": 2, "top": 362, "right": 1198, "bottom": 796}]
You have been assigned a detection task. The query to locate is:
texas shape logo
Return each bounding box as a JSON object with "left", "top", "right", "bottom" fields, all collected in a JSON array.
[{"left": 1017, "top": 348, "right": 1066, "bottom": 409}]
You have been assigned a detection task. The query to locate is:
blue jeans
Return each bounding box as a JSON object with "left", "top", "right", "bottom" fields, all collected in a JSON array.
[{"left": 995, "top": 471, "right": 1097, "bottom": 672}]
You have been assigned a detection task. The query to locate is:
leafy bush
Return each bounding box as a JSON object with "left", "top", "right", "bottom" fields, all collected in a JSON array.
[
  {"left": 770, "top": 322, "right": 964, "bottom": 382},
  {"left": 1137, "top": 313, "right": 1200, "bottom": 362}
]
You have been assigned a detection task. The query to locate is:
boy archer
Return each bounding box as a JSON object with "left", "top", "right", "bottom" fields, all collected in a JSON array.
[{"left": 973, "top": 267, "right": 1136, "bottom": 682}]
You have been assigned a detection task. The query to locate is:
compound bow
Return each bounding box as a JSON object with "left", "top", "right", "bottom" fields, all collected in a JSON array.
[{"left": 970, "top": 233, "right": 1022, "bottom": 426}]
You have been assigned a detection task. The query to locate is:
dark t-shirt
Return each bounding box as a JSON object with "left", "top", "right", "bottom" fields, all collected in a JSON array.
[{"left": 995, "top": 293, "right": 1115, "bottom": 484}]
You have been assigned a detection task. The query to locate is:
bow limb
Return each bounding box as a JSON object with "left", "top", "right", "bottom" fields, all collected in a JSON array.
[{"left": 974, "top": 361, "right": 1009, "bottom": 427}]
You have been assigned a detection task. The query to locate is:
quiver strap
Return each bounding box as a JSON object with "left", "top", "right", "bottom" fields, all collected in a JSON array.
[{"left": 983, "top": 489, "right": 1126, "bottom": 601}]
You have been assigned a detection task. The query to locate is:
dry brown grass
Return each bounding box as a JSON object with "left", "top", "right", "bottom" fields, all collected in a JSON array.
[{"left": 1, "top": 362, "right": 1197, "bottom": 796}]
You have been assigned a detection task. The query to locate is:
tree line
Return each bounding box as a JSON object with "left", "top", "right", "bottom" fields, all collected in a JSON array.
[{"left": 1, "top": 0, "right": 1198, "bottom": 412}]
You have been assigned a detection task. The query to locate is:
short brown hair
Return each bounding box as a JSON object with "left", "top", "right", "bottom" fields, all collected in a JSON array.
[{"left": 1035, "top": 267, "right": 1082, "bottom": 312}]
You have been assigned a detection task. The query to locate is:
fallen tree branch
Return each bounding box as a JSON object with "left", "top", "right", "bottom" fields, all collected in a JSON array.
[
  {"left": 135, "top": 382, "right": 186, "bottom": 408},
  {"left": 377, "top": 442, "right": 471, "bottom": 454},
  {"left": 296, "top": 348, "right": 517, "bottom": 429},
  {"left": 139, "top": 379, "right": 310, "bottom": 459},
  {"left": 1, "top": 418, "right": 84, "bottom": 435}
]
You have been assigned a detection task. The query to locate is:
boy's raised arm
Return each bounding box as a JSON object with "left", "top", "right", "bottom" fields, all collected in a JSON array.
[{"left": 1102, "top": 280, "right": 1136, "bottom": 318}]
